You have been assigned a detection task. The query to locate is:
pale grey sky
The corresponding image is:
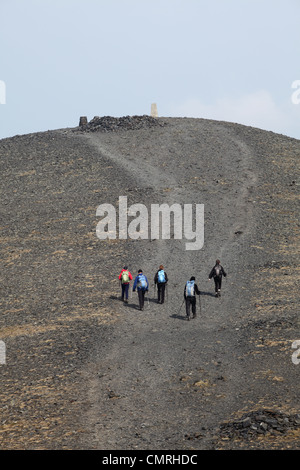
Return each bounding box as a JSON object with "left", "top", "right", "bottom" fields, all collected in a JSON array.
[{"left": 1, "top": 0, "right": 300, "bottom": 139}]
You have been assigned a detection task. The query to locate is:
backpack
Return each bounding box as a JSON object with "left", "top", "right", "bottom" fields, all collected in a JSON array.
[
  {"left": 157, "top": 270, "right": 165, "bottom": 283},
  {"left": 215, "top": 265, "right": 222, "bottom": 277},
  {"left": 138, "top": 274, "right": 147, "bottom": 290},
  {"left": 121, "top": 270, "right": 130, "bottom": 284},
  {"left": 186, "top": 280, "right": 195, "bottom": 297}
]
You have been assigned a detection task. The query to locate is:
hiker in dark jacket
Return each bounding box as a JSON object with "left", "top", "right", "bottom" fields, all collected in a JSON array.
[
  {"left": 154, "top": 265, "right": 168, "bottom": 304},
  {"left": 209, "top": 259, "right": 227, "bottom": 297},
  {"left": 184, "top": 276, "right": 200, "bottom": 320},
  {"left": 133, "top": 269, "right": 149, "bottom": 311},
  {"left": 118, "top": 266, "right": 133, "bottom": 303}
]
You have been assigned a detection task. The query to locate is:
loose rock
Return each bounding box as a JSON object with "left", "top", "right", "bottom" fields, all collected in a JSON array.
[
  {"left": 77, "top": 114, "right": 167, "bottom": 133},
  {"left": 219, "top": 410, "right": 300, "bottom": 440}
]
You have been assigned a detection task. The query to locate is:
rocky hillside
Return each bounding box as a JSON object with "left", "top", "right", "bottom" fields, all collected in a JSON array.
[{"left": 0, "top": 116, "right": 299, "bottom": 450}]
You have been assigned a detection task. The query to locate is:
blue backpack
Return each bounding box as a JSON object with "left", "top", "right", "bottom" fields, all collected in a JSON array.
[
  {"left": 158, "top": 270, "right": 165, "bottom": 283},
  {"left": 186, "top": 280, "right": 195, "bottom": 297},
  {"left": 138, "top": 274, "right": 147, "bottom": 290}
]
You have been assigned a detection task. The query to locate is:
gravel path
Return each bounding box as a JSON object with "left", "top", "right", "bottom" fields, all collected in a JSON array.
[{"left": 0, "top": 117, "right": 299, "bottom": 449}]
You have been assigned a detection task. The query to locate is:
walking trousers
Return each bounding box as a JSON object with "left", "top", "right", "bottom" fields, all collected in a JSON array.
[
  {"left": 214, "top": 276, "right": 222, "bottom": 292},
  {"left": 121, "top": 283, "right": 130, "bottom": 300},
  {"left": 185, "top": 297, "right": 196, "bottom": 317},
  {"left": 157, "top": 283, "right": 166, "bottom": 303},
  {"left": 138, "top": 289, "right": 146, "bottom": 309}
]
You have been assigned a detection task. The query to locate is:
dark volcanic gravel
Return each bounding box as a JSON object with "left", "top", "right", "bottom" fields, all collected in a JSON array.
[{"left": 0, "top": 116, "right": 299, "bottom": 450}]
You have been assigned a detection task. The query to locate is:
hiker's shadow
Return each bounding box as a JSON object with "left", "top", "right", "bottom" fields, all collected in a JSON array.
[
  {"left": 110, "top": 294, "right": 151, "bottom": 310},
  {"left": 125, "top": 302, "right": 141, "bottom": 310},
  {"left": 170, "top": 313, "right": 187, "bottom": 321},
  {"left": 148, "top": 297, "right": 161, "bottom": 304},
  {"left": 199, "top": 291, "right": 216, "bottom": 298}
]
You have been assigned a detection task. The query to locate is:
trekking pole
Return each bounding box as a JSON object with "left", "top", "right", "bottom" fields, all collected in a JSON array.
[
  {"left": 177, "top": 298, "right": 185, "bottom": 316},
  {"left": 145, "top": 288, "right": 149, "bottom": 309},
  {"left": 198, "top": 292, "right": 202, "bottom": 315}
]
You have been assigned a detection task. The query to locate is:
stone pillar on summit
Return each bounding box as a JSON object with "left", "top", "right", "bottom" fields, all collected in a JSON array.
[{"left": 151, "top": 103, "right": 158, "bottom": 118}]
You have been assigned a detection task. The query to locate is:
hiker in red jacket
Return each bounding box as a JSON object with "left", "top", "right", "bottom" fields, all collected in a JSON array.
[{"left": 118, "top": 266, "right": 133, "bottom": 303}]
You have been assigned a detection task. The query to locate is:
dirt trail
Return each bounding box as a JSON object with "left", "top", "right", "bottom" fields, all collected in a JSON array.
[{"left": 78, "top": 118, "right": 264, "bottom": 449}]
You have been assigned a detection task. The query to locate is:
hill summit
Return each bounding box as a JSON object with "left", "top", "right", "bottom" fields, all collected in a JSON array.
[{"left": 0, "top": 116, "right": 299, "bottom": 449}]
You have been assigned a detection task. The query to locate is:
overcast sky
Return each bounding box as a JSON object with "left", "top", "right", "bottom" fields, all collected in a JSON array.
[{"left": 1, "top": 0, "right": 300, "bottom": 140}]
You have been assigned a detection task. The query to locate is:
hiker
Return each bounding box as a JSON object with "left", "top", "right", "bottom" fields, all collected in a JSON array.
[
  {"left": 209, "top": 259, "right": 227, "bottom": 297},
  {"left": 184, "top": 276, "right": 200, "bottom": 320},
  {"left": 154, "top": 265, "right": 168, "bottom": 304},
  {"left": 133, "top": 269, "right": 149, "bottom": 311},
  {"left": 118, "top": 266, "right": 133, "bottom": 303}
]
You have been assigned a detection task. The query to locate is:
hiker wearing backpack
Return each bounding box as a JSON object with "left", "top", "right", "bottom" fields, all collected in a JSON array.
[
  {"left": 184, "top": 276, "right": 200, "bottom": 320},
  {"left": 118, "top": 266, "right": 133, "bottom": 303},
  {"left": 154, "top": 265, "right": 168, "bottom": 304},
  {"left": 133, "top": 269, "right": 149, "bottom": 311},
  {"left": 209, "top": 259, "right": 227, "bottom": 297}
]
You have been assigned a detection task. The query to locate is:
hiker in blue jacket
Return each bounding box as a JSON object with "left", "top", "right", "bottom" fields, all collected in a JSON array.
[
  {"left": 154, "top": 265, "right": 168, "bottom": 304},
  {"left": 133, "top": 269, "right": 149, "bottom": 311},
  {"left": 184, "top": 276, "right": 200, "bottom": 320}
]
